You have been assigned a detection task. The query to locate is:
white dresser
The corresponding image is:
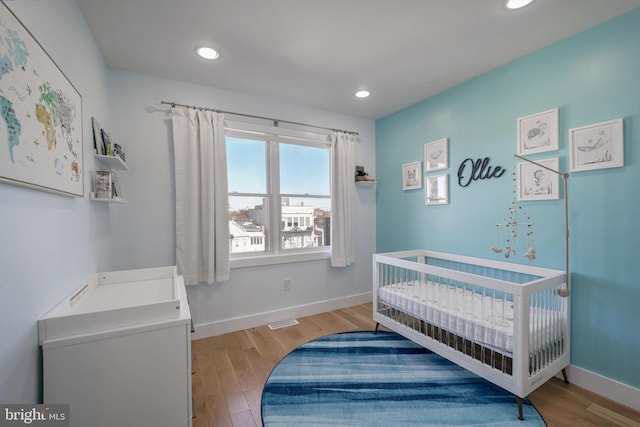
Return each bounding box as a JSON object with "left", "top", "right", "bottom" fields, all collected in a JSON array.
[{"left": 39, "top": 266, "right": 192, "bottom": 427}]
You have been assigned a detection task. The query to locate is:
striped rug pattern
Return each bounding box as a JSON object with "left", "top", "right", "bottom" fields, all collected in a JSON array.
[{"left": 262, "top": 331, "right": 546, "bottom": 426}]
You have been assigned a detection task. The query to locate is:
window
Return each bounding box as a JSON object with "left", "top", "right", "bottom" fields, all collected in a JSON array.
[{"left": 226, "top": 122, "right": 331, "bottom": 265}]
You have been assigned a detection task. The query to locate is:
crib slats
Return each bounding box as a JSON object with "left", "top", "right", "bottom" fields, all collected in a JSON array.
[{"left": 525, "top": 282, "right": 568, "bottom": 376}]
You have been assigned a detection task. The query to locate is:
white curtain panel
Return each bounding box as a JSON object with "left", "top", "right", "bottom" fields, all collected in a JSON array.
[
  {"left": 330, "top": 131, "right": 355, "bottom": 267},
  {"left": 171, "top": 107, "right": 230, "bottom": 284}
]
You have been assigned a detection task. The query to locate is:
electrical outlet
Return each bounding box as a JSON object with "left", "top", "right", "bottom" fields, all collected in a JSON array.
[{"left": 283, "top": 279, "right": 291, "bottom": 291}]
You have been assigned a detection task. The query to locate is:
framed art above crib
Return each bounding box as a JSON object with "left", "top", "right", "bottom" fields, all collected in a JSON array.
[
  {"left": 517, "top": 157, "right": 559, "bottom": 201},
  {"left": 0, "top": 2, "right": 83, "bottom": 197},
  {"left": 517, "top": 108, "right": 558, "bottom": 156},
  {"left": 425, "top": 174, "right": 449, "bottom": 205},
  {"left": 402, "top": 161, "right": 422, "bottom": 190},
  {"left": 569, "top": 118, "right": 623, "bottom": 172},
  {"left": 424, "top": 138, "right": 448, "bottom": 171}
]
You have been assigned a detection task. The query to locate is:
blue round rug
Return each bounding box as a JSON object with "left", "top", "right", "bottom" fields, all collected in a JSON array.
[{"left": 262, "top": 331, "right": 546, "bottom": 426}]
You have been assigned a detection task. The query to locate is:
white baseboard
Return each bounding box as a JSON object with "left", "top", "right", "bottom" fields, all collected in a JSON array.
[
  {"left": 558, "top": 365, "right": 640, "bottom": 412},
  {"left": 191, "top": 292, "right": 373, "bottom": 340}
]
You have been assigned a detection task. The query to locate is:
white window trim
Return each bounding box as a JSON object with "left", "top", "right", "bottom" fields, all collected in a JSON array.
[
  {"left": 226, "top": 120, "right": 331, "bottom": 144},
  {"left": 226, "top": 120, "right": 332, "bottom": 268},
  {"left": 230, "top": 248, "right": 331, "bottom": 268}
]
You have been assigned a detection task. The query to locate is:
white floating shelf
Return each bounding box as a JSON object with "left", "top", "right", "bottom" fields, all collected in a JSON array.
[
  {"left": 90, "top": 192, "right": 128, "bottom": 204},
  {"left": 94, "top": 153, "right": 128, "bottom": 170}
]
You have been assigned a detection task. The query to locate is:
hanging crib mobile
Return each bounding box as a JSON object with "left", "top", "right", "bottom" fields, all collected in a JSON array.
[
  {"left": 491, "top": 154, "right": 571, "bottom": 296},
  {"left": 491, "top": 159, "right": 536, "bottom": 261}
]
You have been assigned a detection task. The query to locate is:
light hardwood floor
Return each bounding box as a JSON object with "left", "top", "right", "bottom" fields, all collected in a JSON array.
[{"left": 191, "top": 303, "right": 640, "bottom": 427}]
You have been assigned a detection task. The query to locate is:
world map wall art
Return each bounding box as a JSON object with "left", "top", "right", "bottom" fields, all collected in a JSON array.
[{"left": 0, "top": 3, "right": 83, "bottom": 197}]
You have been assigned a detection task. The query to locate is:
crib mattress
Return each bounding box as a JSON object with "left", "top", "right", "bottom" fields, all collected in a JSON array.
[{"left": 378, "top": 281, "right": 562, "bottom": 355}]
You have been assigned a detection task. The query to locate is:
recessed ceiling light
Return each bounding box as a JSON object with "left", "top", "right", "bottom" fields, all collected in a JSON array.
[
  {"left": 355, "top": 90, "right": 370, "bottom": 98},
  {"left": 196, "top": 46, "right": 220, "bottom": 60},
  {"left": 505, "top": 0, "right": 534, "bottom": 9}
]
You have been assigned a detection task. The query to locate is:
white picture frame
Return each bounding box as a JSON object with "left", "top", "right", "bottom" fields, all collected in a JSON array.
[
  {"left": 569, "top": 118, "right": 624, "bottom": 172},
  {"left": 425, "top": 174, "right": 448, "bottom": 205},
  {"left": 424, "top": 138, "right": 448, "bottom": 171},
  {"left": 402, "top": 161, "right": 422, "bottom": 190},
  {"left": 92, "top": 117, "right": 105, "bottom": 155},
  {"left": 517, "top": 157, "right": 559, "bottom": 201},
  {"left": 111, "top": 172, "right": 123, "bottom": 198},
  {"left": 517, "top": 108, "right": 559, "bottom": 155},
  {"left": 94, "top": 171, "right": 113, "bottom": 199}
]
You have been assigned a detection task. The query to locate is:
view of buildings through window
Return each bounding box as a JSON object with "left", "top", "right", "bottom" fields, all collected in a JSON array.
[{"left": 227, "top": 135, "right": 331, "bottom": 254}]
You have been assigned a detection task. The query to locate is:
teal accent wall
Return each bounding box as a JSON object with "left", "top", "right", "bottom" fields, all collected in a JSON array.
[{"left": 376, "top": 9, "right": 640, "bottom": 389}]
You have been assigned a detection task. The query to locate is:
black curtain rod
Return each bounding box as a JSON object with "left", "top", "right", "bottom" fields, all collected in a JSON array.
[{"left": 160, "top": 100, "right": 359, "bottom": 136}]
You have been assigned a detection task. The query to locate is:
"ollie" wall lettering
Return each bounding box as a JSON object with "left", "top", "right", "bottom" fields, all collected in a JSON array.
[{"left": 457, "top": 157, "right": 506, "bottom": 187}]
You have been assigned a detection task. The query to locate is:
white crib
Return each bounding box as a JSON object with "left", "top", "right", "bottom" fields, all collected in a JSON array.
[{"left": 373, "top": 250, "right": 570, "bottom": 419}]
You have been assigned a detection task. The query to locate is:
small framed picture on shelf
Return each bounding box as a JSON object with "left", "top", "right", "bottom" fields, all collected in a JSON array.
[
  {"left": 111, "top": 172, "right": 123, "bottom": 199},
  {"left": 569, "top": 118, "right": 623, "bottom": 172},
  {"left": 113, "top": 143, "right": 125, "bottom": 162},
  {"left": 517, "top": 157, "right": 559, "bottom": 201},
  {"left": 92, "top": 117, "right": 104, "bottom": 155},
  {"left": 101, "top": 129, "right": 113, "bottom": 156},
  {"left": 424, "top": 138, "right": 448, "bottom": 171},
  {"left": 94, "top": 171, "right": 113, "bottom": 199},
  {"left": 425, "top": 174, "right": 449, "bottom": 205},
  {"left": 402, "top": 161, "right": 422, "bottom": 190},
  {"left": 517, "top": 108, "right": 559, "bottom": 155}
]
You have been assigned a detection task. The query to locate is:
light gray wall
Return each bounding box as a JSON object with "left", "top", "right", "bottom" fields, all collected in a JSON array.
[
  {"left": 3, "top": 0, "right": 637, "bottom": 408},
  {"left": 0, "top": 0, "right": 114, "bottom": 403},
  {"left": 107, "top": 69, "right": 377, "bottom": 330},
  {"left": 0, "top": 0, "right": 375, "bottom": 403}
]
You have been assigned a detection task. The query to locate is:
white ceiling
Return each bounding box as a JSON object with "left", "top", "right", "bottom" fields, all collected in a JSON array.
[{"left": 76, "top": 0, "right": 640, "bottom": 120}]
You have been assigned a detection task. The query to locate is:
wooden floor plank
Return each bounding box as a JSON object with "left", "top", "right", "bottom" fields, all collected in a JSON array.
[
  {"left": 587, "top": 403, "right": 640, "bottom": 427},
  {"left": 244, "top": 326, "right": 289, "bottom": 367},
  {"left": 194, "top": 339, "right": 234, "bottom": 427},
  {"left": 191, "top": 303, "right": 640, "bottom": 427},
  {"left": 230, "top": 410, "right": 257, "bottom": 427},
  {"left": 232, "top": 350, "right": 261, "bottom": 392},
  {"left": 211, "top": 346, "right": 250, "bottom": 416},
  {"left": 243, "top": 387, "right": 263, "bottom": 426},
  {"left": 242, "top": 347, "right": 272, "bottom": 385}
]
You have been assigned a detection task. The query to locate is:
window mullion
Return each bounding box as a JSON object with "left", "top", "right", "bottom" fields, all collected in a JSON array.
[
  {"left": 280, "top": 193, "right": 331, "bottom": 199},
  {"left": 229, "top": 192, "right": 268, "bottom": 198},
  {"left": 268, "top": 139, "right": 281, "bottom": 255}
]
